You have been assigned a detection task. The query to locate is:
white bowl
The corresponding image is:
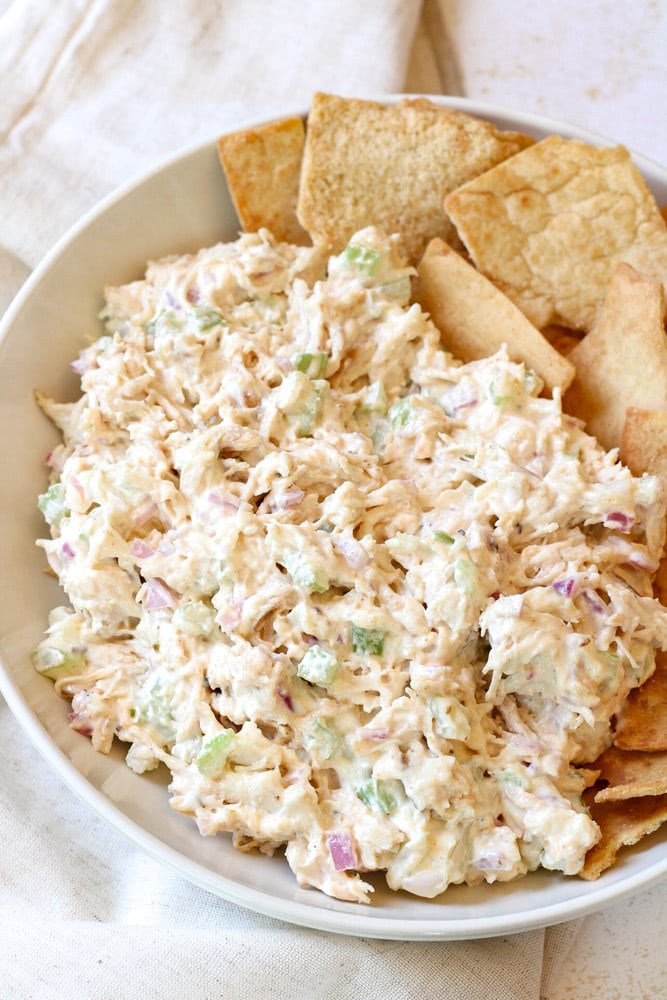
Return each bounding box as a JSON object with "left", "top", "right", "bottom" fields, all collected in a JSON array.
[{"left": 2, "top": 97, "right": 666, "bottom": 941}]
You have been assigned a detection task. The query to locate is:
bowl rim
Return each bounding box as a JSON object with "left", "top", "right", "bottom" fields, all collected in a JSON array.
[{"left": 2, "top": 94, "right": 667, "bottom": 941}]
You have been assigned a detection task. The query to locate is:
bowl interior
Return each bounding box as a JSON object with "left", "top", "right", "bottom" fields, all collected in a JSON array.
[{"left": 2, "top": 97, "right": 667, "bottom": 940}]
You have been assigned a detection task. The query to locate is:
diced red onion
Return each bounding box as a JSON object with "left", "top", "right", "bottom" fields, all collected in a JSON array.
[
  {"left": 69, "top": 357, "right": 89, "bottom": 375},
  {"left": 303, "top": 633, "right": 318, "bottom": 646},
  {"left": 453, "top": 397, "right": 478, "bottom": 414},
  {"left": 581, "top": 588, "right": 607, "bottom": 616},
  {"left": 165, "top": 290, "right": 179, "bottom": 309},
  {"left": 277, "top": 685, "right": 294, "bottom": 712},
  {"left": 208, "top": 491, "right": 240, "bottom": 511},
  {"left": 130, "top": 539, "right": 155, "bottom": 559},
  {"left": 604, "top": 511, "right": 635, "bottom": 532},
  {"left": 327, "top": 832, "right": 357, "bottom": 872},
  {"left": 333, "top": 535, "right": 369, "bottom": 570},
  {"left": 553, "top": 577, "right": 576, "bottom": 598},
  {"left": 185, "top": 286, "right": 200, "bottom": 304},
  {"left": 60, "top": 542, "right": 75, "bottom": 560},
  {"left": 474, "top": 852, "right": 508, "bottom": 871},
  {"left": 68, "top": 712, "right": 92, "bottom": 737},
  {"left": 361, "top": 727, "right": 390, "bottom": 741},
  {"left": 69, "top": 475, "right": 85, "bottom": 499},
  {"left": 271, "top": 488, "right": 305, "bottom": 511},
  {"left": 215, "top": 601, "right": 244, "bottom": 629},
  {"left": 628, "top": 551, "right": 658, "bottom": 573},
  {"left": 133, "top": 501, "right": 158, "bottom": 526},
  {"left": 141, "top": 578, "right": 177, "bottom": 610}
]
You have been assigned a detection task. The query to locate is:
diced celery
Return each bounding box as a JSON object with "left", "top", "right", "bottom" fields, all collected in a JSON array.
[
  {"left": 495, "top": 767, "right": 529, "bottom": 790},
  {"left": 454, "top": 557, "right": 480, "bottom": 597},
  {"left": 388, "top": 397, "right": 413, "bottom": 428},
  {"left": 131, "top": 677, "right": 175, "bottom": 742},
  {"left": 38, "top": 483, "right": 68, "bottom": 526},
  {"left": 289, "top": 380, "right": 326, "bottom": 438},
  {"left": 370, "top": 418, "right": 389, "bottom": 453},
  {"left": 172, "top": 601, "right": 216, "bottom": 637},
  {"left": 488, "top": 380, "right": 513, "bottom": 406},
  {"left": 297, "top": 646, "right": 340, "bottom": 686},
  {"left": 292, "top": 352, "right": 328, "bottom": 378},
  {"left": 32, "top": 643, "right": 84, "bottom": 680},
  {"left": 145, "top": 309, "right": 184, "bottom": 338},
  {"left": 303, "top": 718, "right": 340, "bottom": 761},
  {"left": 433, "top": 530, "right": 455, "bottom": 545},
  {"left": 342, "top": 244, "right": 384, "bottom": 276},
  {"left": 196, "top": 730, "right": 236, "bottom": 778},
  {"left": 360, "top": 381, "right": 387, "bottom": 414},
  {"left": 350, "top": 624, "right": 385, "bottom": 656},
  {"left": 356, "top": 777, "right": 395, "bottom": 814},
  {"left": 282, "top": 552, "right": 329, "bottom": 593},
  {"left": 428, "top": 695, "right": 471, "bottom": 741},
  {"left": 193, "top": 306, "right": 226, "bottom": 331}
]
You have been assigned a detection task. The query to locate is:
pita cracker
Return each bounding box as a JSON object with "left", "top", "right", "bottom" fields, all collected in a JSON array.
[
  {"left": 444, "top": 136, "right": 667, "bottom": 332},
  {"left": 592, "top": 745, "right": 667, "bottom": 802},
  {"left": 620, "top": 407, "right": 667, "bottom": 478},
  {"left": 217, "top": 116, "right": 309, "bottom": 244},
  {"left": 579, "top": 793, "right": 667, "bottom": 879},
  {"left": 417, "top": 238, "right": 575, "bottom": 392},
  {"left": 562, "top": 263, "right": 667, "bottom": 450},
  {"left": 297, "top": 93, "right": 534, "bottom": 264},
  {"left": 614, "top": 654, "right": 667, "bottom": 751}
]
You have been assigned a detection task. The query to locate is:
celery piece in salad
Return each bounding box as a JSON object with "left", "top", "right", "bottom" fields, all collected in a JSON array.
[
  {"left": 350, "top": 624, "right": 385, "bottom": 656},
  {"left": 192, "top": 306, "right": 226, "bottom": 331},
  {"left": 360, "top": 381, "right": 387, "bottom": 415},
  {"left": 356, "top": 777, "right": 396, "bottom": 814},
  {"left": 292, "top": 352, "right": 328, "bottom": 378},
  {"left": 196, "top": 730, "right": 236, "bottom": 779},
  {"left": 388, "top": 397, "right": 413, "bottom": 428},
  {"left": 32, "top": 643, "right": 84, "bottom": 681},
  {"left": 297, "top": 646, "right": 340, "bottom": 686},
  {"left": 454, "top": 557, "right": 480, "bottom": 597},
  {"left": 342, "top": 244, "right": 384, "bottom": 277},
  {"left": 38, "top": 482, "right": 69, "bottom": 526},
  {"left": 282, "top": 552, "right": 329, "bottom": 593},
  {"left": 433, "top": 530, "right": 455, "bottom": 545},
  {"left": 303, "top": 718, "right": 340, "bottom": 761},
  {"left": 172, "top": 601, "right": 216, "bottom": 638}
]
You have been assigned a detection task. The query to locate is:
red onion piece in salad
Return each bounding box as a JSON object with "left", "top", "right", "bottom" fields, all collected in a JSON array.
[
  {"left": 141, "top": 578, "right": 178, "bottom": 610},
  {"left": 327, "top": 832, "right": 357, "bottom": 872},
  {"left": 130, "top": 539, "right": 155, "bottom": 559}
]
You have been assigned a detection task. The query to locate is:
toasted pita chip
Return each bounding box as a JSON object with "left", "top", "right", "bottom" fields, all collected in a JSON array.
[
  {"left": 297, "top": 93, "right": 534, "bottom": 264},
  {"left": 562, "top": 263, "right": 667, "bottom": 450},
  {"left": 620, "top": 407, "right": 667, "bottom": 478},
  {"left": 444, "top": 136, "right": 667, "bottom": 332},
  {"left": 417, "top": 239, "right": 575, "bottom": 392},
  {"left": 592, "top": 745, "right": 667, "bottom": 802},
  {"left": 579, "top": 793, "right": 667, "bottom": 879},
  {"left": 217, "top": 116, "right": 309, "bottom": 244},
  {"left": 614, "top": 654, "right": 667, "bottom": 751}
]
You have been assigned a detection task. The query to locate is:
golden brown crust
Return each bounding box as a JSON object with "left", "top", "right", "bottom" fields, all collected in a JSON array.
[
  {"left": 445, "top": 136, "right": 667, "bottom": 333},
  {"left": 416, "top": 238, "right": 575, "bottom": 392},
  {"left": 296, "top": 93, "right": 534, "bottom": 264},
  {"left": 579, "top": 793, "right": 667, "bottom": 879},
  {"left": 217, "top": 116, "right": 310, "bottom": 245},
  {"left": 562, "top": 263, "right": 667, "bottom": 450}
]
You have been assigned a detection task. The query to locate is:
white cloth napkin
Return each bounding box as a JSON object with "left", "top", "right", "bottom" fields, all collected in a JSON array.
[{"left": 0, "top": 2, "right": 586, "bottom": 997}]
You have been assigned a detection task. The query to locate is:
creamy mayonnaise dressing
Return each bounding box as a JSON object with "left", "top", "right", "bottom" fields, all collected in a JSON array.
[{"left": 34, "top": 228, "right": 667, "bottom": 902}]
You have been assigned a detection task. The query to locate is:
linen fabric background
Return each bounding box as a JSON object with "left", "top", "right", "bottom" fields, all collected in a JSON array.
[{"left": 1, "top": 2, "right": 666, "bottom": 998}]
